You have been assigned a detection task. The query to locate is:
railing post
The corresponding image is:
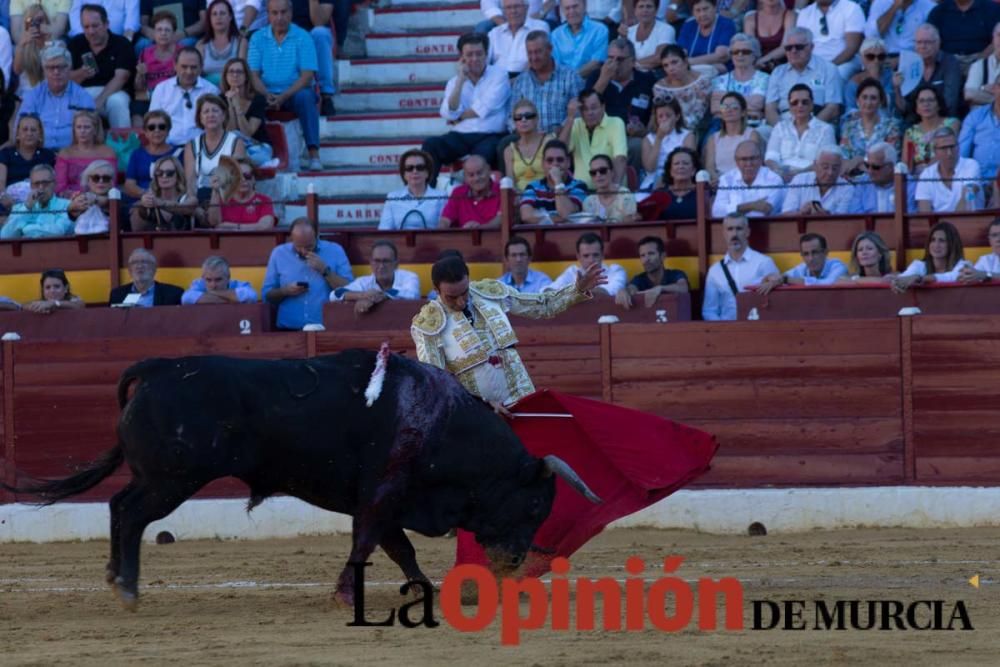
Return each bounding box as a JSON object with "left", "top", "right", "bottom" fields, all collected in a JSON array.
[
  {"left": 2, "top": 336, "right": 17, "bottom": 503},
  {"left": 500, "top": 176, "right": 514, "bottom": 254},
  {"left": 899, "top": 313, "right": 915, "bottom": 483},
  {"left": 108, "top": 188, "right": 122, "bottom": 289},
  {"left": 306, "top": 182, "right": 319, "bottom": 232},
  {"left": 695, "top": 170, "right": 711, "bottom": 286},
  {"left": 893, "top": 163, "right": 908, "bottom": 273},
  {"left": 600, "top": 323, "right": 612, "bottom": 403}
]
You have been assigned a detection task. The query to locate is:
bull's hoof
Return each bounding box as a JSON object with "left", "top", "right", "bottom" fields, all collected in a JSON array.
[{"left": 112, "top": 577, "right": 139, "bottom": 612}]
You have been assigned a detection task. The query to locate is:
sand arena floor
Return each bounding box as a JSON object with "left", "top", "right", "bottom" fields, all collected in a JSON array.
[{"left": 2, "top": 526, "right": 1000, "bottom": 666}]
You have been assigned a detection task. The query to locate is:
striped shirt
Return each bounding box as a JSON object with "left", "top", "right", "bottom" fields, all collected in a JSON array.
[{"left": 509, "top": 64, "right": 584, "bottom": 133}]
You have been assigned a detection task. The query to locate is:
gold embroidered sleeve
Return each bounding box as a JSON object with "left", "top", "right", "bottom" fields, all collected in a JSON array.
[
  {"left": 411, "top": 327, "right": 448, "bottom": 370},
  {"left": 505, "top": 282, "right": 588, "bottom": 320}
]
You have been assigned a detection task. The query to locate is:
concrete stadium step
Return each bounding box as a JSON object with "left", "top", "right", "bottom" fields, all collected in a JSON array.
[
  {"left": 320, "top": 111, "right": 447, "bottom": 140},
  {"left": 296, "top": 168, "right": 403, "bottom": 197},
  {"left": 334, "top": 84, "right": 444, "bottom": 113},
  {"left": 370, "top": 3, "right": 480, "bottom": 32},
  {"left": 320, "top": 137, "right": 425, "bottom": 167},
  {"left": 285, "top": 197, "right": 386, "bottom": 227},
  {"left": 365, "top": 31, "right": 463, "bottom": 58},
  {"left": 337, "top": 56, "right": 456, "bottom": 87}
]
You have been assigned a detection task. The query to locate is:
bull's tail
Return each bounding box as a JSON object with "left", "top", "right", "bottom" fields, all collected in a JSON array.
[
  {"left": 1, "top": 444, "right": 124, "bottom": 505},
  {"left": 117, "top": 357, "right": 169, "bottom": 409}
]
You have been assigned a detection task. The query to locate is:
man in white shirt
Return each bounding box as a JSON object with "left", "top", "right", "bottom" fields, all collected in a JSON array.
[
  {"left": 422, "top": 32, "right": 511, "bottom": 182},
  {"left": 915, "top": 127, "right": 984, "bottom": 213},
  {"left": 796, "top": 0, "right": 865, "bottom": 79},
  {"left": 546, "top": 231, "right": 627, "bottom": 296},
  {"left": 702, "top": 213, "right": 780, "bottom": 321},
  {"left": 781, "top": 146, "right": 856, "bottom": 215},
  {"left": 149, "top": 47, "right": 218, "bottom": 145},
  {"left": 330, "top": 240, "right": 421, "bottom": 314},
  {"left": 959, "top": 219, "right": 1000, "bottom": 283},
  {"left": 488, "top": 0, "right": 549, "bottom": 75},
  {"left": 865, "top": 0, "right": 935, "bottom": 54},
  {"left": 712, "top": 140, "right": 785, "bottom": 218},
  {"left": 764, "top": 27, "right": 843, "bottom": 125}
]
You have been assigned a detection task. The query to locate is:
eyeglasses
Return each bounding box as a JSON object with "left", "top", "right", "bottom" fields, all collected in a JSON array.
[
  {"left": 44, "top": 63, "right": 69, "bottom": 71},
  {"left": 146, "top": 123, "right": 168, "bottom": 131},
  {"left": 789, "top": 98, "right": 811, "bottom": 107},
  {"left": 544, "top": 156, "right": 566, "bottom": 163},
  {"left": 183, "top": 90, "right": 192, "bottom": 109},
  {"left": 933, "top": 143, "right": 958, "bottom": 152},
  {"left": 512, "top": 112, "right": 537, "bottom": 121},
  {"left": 90, "top": 174, "right": 113, "bottom": 183},
  {"left": 129, "top": 260, "right": 155, "bottom": 267},
  {"left": 864, "top": 162, "right": 887, "bottom": 170},
  {"left": 403, "top": 163, "right": 428, "bottom": 172},
  {"left": 819, "top": 15, "right": 829, "bottom": 36},
  {"left": 589, "top": 166, "right": 610, "bottom": 176},
  {"left": 155, "top": 169, "right": 176, "bottom": 177},
  {"left": 729, "top": 49, "right": 752, "bottom": 56},
  {"left": 864, "top": 52, "right": 887, "bottom": 61},
  {"left": 31, "top": 179, "right": 54, "bottom": 187},
  {"left": 783, "top": 43, "right": 807, "bottom": 52},
  {"left": 240, "top": 171, "right": 255, "bottom": 179}
]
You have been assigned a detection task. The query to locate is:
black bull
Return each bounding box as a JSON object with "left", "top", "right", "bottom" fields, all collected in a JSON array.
[{"left": 4, "top": 350, "right": 600, "bottom": 610}]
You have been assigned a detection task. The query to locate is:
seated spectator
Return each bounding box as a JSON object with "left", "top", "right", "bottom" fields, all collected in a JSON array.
[
  {"left": 21, "top": 268, "right": 86, "bottom": 314},
  {"left": 959, "top": 218, "right": 1000, "bottom": 283},
  {"left": 262, "top": 217, "right": 353, "bottom": 330},
  {"left": 839, "top": 78, "right": 902, "bottom": 175},
  {"left": 840, "top": 231, "right": 895, "bottom": 283},
  {"left": 709, "top": 34, "right": 768, "bottom": 126},
  {"left": 518, "top": 139, "right": 587, "bottom": 223},
  {"left": 67, "top": 0, "right": 140, "bottom": 39},
  {"left": 893, "top": 24, "right": 961, "bottom": 121},
  {"left": 916, "top": 127, "right": 983, "bottom": 213},
  {"left": 182, "top": 94, "right": 247, "bottom": 209},
  {"left": 550, "top": 0, "right": 607, "bottom": 78},
  {"left": 0, "top": 114, "right": 56, "bottom": 213},
  {"left": 379, "top": 149, "right": 447, "bottom": 230},
  {"left": 712, "top": 139, "right": 784, "bottom": 217},
  {"left": 781, "top": 233, "right": 848, "bottom": 286},
  {"left": 10, "top": 0, "right": 69, "bottom": 43},
  {"left": 181, "top": 255, "right": 258, "bottom": 305},
  {"left": 488, "top": 0, "right": 548, "bottom": 75},
  {"left": 499, "top": 235, "right": 553, "bottom": 292},
  {"left": 149, "top": 47, "right": 219, "bottom": 146},
  {"left": 220, "top": 57, "right": 272, "bottom": 166},
  {"left": 197, "top": 0, "right": 244, "bottom": 87},
  {"left": 1, "top": 165, "right": 72, "bottom": 239},
  {"left": 781, "top": 147, "right": 856, "bottom": 215},
  {"left": 652, "top": 44, "right": 713, "bottom": 131},
  {"left": 331, "top": 240, "right": 421, "bottom": 315},
  {"left": 582, "top": 154, "right": 637, "bottom": 222},
  {"left": 764, "top": 27, "right": 843, "bottom": 126},
  {"left": 614, "top": 235, "right": 688, "bottom": 310},
  {"left": 503, "top": 99, "right": 555, "bottom": 192},
  {"left": 702, "top": 213, "right": 779, "bottom": 320},
  {"left": 122, "top": 110, "right": 178, "bottom": 207},
  {"left": 248, "top": 0, "right": 325, "bottom": 172},
  {"left": 959, "top": 72, "right": 1000, "bottom": 186},
  {"left": 902, "top": 85, "right": 961, "bottom": 175},
  {"left": 207, "top": 157, "right": 275, "bottom": 230},
  {"left": 850, "top": 142, "right": 917, "bottom": 214},
  {"left": 130, "top": 10, "right": 182, "bottom": 125},
  {"left": 796, "top": 0, "right": 864, "bottom": 80},
  {"left": 67, "top": 3, "right": 135, "bottom": 129},
  {"left": 546, "top": 231, "right": 627, "bottom": 296},
  {"left": 508, "top": 30, "right": 584, "bottom": 137},
  {"left": 11, "top": 4, "right": 53, "bottom": 95},
  {"left": 422, "top": 32, "right": 510, "bottom": 183},
  {"left": 130, "top": 155, "right": 196, "bottom": 231},
  {"left": 892, "top": 221, "right": 970, "bottom": 292},
  {"left": 137, "top": 0, "right": 205, "bottom": 52},
  {"left": 110, "top": 248, "right": 185, "bottom": 307},
  {"left": 640, "top": 97, "right": 696, "bottom": 190},
  {"left": 67, "top": 159, "right": 115, "bottom": 233},
  {"left": 639, "top": 146, "right": 701, "bottom": 220},
  {"left": 743, "top": 0, "right": 797, "bottom": 73},
  {"left": 675, "top": 0, "right": 736, "bottom": 72},
  {"left": 765, "top": 84, "right": 836, "bottom": 183},
  {"left": 927, "top": 0, "right": 1000, "bottom": 70},
  {"left": 703, "top": 92, "right": 761, "bottom": 184},
  {"left": 964, "top": 23, "right": 1000, "bottom": 109},
  {"left": 289, "top": 0, "right": 336, "bottom": 114},
  {"left": 624, "top": 0, "right": 675, "bottom": 72},
  {"left": 585, "top": 38, "right": 657, "bottom": 164},
  {"left": 864, "top": 0, "right": 934, "bottom": 55},
  {"left": 54, "top": 111, "right": 117, "bottom": 197},
  {"left": 16, "top": 43, "right": 95, "bottom": 151},
  {"left": 844, "top": 38, "right": 896, "bottom": 117},
  {"left": 559, "top": 88, "right": 627, "bottom": 189},
  {"left": 439, "top": 155, "right": 502, "bottom": 229}
]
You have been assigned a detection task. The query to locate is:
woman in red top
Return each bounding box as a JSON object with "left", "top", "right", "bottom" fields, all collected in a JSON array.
[{"left": 207, "top": 158, "right": 276, "bottom": 230}]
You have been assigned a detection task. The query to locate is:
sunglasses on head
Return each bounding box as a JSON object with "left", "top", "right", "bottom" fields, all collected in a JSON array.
[
  {"left": 864, "top": 52, "right": 887, "bottom": 61},
  {"left": 404, "top": 163, "right": 428, "bottom": 172},
  {"left": 146, "top": 122, "right": 168, "bottom": 131},
  {"left": 589, "top": 166, "right": 610, "bottom": 176},
  {"left": 784, "top": 43, "right": 807, "bottom": 52},
  {"left": 90, "top": 174, "right": 113, "bottom": 183},
  {"left": 513, "top": 112, "right": 537, "bottom": 121}
]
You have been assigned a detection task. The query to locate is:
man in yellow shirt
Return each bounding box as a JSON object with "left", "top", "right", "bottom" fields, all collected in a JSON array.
[{"left": 558, "top": 88, "right": 628, "bottom": 189}]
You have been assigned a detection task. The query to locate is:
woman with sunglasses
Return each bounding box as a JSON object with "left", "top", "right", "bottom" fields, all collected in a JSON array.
[
  {"left": 130, "top": 155, "right": 196, "bottom": 231},
  {"left": 197, "top": 0, "right": 246, "bottom": 86},
  {"left": 207, "top": 157, "right": 275, "bottom": 230},
  {"left": 21, "top": 269, "right": 85, "bottom": 314},
  {"left": 844, "top": 38, "right": 896, "bottom": 116},
  {"left": 378, "top": 149, "right": 446, "bottom": 230},
  {"left": 0, "top": 114, "right": 55, "bottom": 213},
  {"left": 839, "top": 78, "right": 901, "bottom": 175},
  {"left": 652, "top": 45, "right": 714, "bottom": 131},
  {"left": 892, "top": 221, "right": 970, "bottom": 293},
  {"left": 709, "top": 33, "right": 768, "bottom": 127},
  {"left": 220, "top": 57, "right": 273, "bottom": 166},
  {"left": 839, "top": 231, "right": 896, "bottom": 284},
  {"left": 742, "top": 0, "right": 796, "bottom": 72},
  {"left": 123, "top": 111, "right": 179, "bottom": 204},
  {"left": 764, "top": 83, "right": 836, "bottom": 183},
  {"left": 704, "top": 92, "right": 762, "bottom": 184},
  {"left": 503, "top": 100, "right": 553, "bottom": 192},
  {"left": 54, "top": 111, "right": 118, "bottom": 197},
  {"left": 582, "top": 154, "right": 638, "bottom": 223},
  {"left": 67, "top": 160, "right": 116, "bottom": 232},
  {"left": 11, "top": 4, "right": 51, "bottom": 95},
  {"left": 902, "top": 85, "right": 961, "bottom": 175},
  {"left": 640, "top": 98, "right": 696, "bottom": 191}
]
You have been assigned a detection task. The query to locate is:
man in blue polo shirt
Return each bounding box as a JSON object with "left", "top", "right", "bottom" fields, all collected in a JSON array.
[
  {"left": 248, "top": 0, "right": 323, "bottom": 171},
  {"left": 17, "top": 43, "right": 95, "bottom": 150},
  {"left": 550, "top": 0, "right": 607, "bottom": 79},
  {"left": 262, "top": 218, "right": 354, "bottom": 330}
]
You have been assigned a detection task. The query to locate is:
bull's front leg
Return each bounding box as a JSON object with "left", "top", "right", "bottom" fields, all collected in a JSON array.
[
  {"left": 379, "top": 525, "right": 431, "bottom": 589},
  {"left": 333, "top": 513, "right": 382, "bottom": 608}
]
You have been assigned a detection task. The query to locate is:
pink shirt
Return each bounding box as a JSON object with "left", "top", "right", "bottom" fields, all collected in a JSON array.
[
  {"left": 141, "top": 44, "right": 181, "bottom": 93},
  {"left": 441, "top": 181, "right": 501, "bottom": 227},
  {"left": 55, "top": 155, "right": 117, "bottom": 196},
  {"left": 220, "top": 192, "right": 275, "bottom": 225}
]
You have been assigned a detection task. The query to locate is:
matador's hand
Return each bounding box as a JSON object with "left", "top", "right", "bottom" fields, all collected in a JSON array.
[{"left": 489, "top": 400, "right": 513, "bottom": 418}]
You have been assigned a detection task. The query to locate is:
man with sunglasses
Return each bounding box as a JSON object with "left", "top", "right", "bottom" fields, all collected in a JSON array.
[
  {"left": 916, "top": 126, "right": 983, "bottom": 212},
  {"left": 0, "top": 164, "right": 73, "bottom": 239},
  {"left": 149, "top": 47, "right": 218, "bottom": 145},
  {"left": 850, "top": 141, "right": 917, "bottom": 213},
  {"left": 16, "top": 44, "right": 95, "bottom": 150},
  {"left": 519, "top": 139, "right": 587, "bottom": 223},
  {"left": 865, "top": 0, "right": 934, "bottom": 54},
  {"left": 764, "top": 27, "right": 842, "bottom": 125},
  {"left": 796, "top": 0, "right": 864, "bottom": 79}
]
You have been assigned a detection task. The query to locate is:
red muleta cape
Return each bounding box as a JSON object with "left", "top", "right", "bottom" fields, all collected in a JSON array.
[{"left": 456, "top": 389, "right": 718, "bottom": 577}]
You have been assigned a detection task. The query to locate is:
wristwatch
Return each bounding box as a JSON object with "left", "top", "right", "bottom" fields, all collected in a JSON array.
[{"left": 321, "top": 267, "right": 331, "bottom": 278}]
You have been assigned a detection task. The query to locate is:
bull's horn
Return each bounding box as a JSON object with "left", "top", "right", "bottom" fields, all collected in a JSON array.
[{"left": 543, "top": 455, "right": 602, "bottom": 504}]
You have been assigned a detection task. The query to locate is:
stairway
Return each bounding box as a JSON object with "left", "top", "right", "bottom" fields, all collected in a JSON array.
[{"left": 286, "top": 0, "right": 480, "bottom": 227}]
